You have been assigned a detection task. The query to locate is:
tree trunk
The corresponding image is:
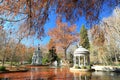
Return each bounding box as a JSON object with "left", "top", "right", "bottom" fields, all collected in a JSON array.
[
  {"left": 64, "top": 48, "right": 67, "bottom": 60},
  {"left": 114, "top": 48, "right": 118, "bottom": 62},
  {"left": 2, "top": 44, "right": 6, "bottom": 66},
  {"left": 2, "top": 52, "right": 6, "bottom": 66},
  {"left": 10, "top": 53, "right": 13, "bottom": 67},
  {"left": 10, "top": 50, "right": 15, "bottom": 67}
]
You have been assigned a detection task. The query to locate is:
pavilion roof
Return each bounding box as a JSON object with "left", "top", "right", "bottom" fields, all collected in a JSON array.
[{"left": 74, "top": 46, "right": 89, "bottom": 56}]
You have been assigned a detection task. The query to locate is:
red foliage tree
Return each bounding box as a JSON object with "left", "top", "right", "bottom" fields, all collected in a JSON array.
[
  {"left": 47, "top": 39, "right": 56, "bottom": 50},
  {"left": 0, "top": 0, "right": 118, "bottom": 38},
  {"left": 48, "top": 18, "right": 78, "bottom": 59}
]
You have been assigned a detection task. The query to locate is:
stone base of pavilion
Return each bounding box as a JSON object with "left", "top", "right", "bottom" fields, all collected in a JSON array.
[{"left": 70, "top": 67, "right": 95, "bottom": 72}]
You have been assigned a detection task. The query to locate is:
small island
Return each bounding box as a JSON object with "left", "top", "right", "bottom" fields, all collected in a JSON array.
[{"left": 70, "top": 46, "right": 94, "bottom": 72}]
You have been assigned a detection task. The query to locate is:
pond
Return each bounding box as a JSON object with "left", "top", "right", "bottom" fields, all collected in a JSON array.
[{"left": 0, "top": 66, "right": 120, "bottom": 80}]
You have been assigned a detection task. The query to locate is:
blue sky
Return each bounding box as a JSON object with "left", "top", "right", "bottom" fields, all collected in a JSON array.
[
  {"left": 2, "top": 4, "right": 116, "bottom": 47},
  {"left": 4, "top": 9, "right": 113, "bottom": 47},
  {"left": 35, "top": 7, "right": 114, "bottom": 46},
  {"left": 34, "top": 16, "right": 87, "bottom": 46}
]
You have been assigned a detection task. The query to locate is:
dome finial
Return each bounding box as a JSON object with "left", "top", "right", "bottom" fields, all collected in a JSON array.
[
  {"left": 77, "top": 43, "right": 83, "bottom": 48},
  {"left": 77, "top": 42, "right": 80, "bottom": 48}
]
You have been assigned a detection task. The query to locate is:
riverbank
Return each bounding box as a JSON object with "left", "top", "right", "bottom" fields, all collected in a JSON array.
[
  {"left": 0, "top": 66, "right": 28, "bottom": 74},
  {"left": 92, "top": 65, "right": 120, "bottom": 72}
]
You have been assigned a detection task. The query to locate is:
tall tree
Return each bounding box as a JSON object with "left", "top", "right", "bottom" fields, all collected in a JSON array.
[
  {"left": 90, "top": 25, "right": 105, "bottom": 46},
  {"left": 48, "top": 46, "right": 59, "bottom": 65},
  {"left": 80, "top": 25, "right": 90, "bottom": 49},
  {"left": 0, "top": 0, "right": 119, "bottom": 38},
  {"left": 90, "top": 25, "right": 106, "bottom": 64},
  {"left": 103, "top": 7, "right": 120, "bottom": 45},
  {"left": 0, "top": 26, "right": 13, "bottom": 66},
  {"left": 101, "top": 7, "right": 120, "bottom": 62},
  {"left": 0, "top": 26, "right": 6, "bottom": 66},
  {"left": 9, "top": 28, "right": 29, "bottom": 66},
  {"left": 48, "top": 18, "right": 78, "bottom": 60}
]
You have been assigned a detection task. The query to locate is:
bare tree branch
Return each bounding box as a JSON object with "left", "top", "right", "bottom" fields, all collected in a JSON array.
[{"left": 0, "top": 16, "right": 28, "bottom": 22}]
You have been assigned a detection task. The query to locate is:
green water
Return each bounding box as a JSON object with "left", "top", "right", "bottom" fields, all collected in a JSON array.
[{"left": 0, "top": 66, "right": 120, "bottom": 80}]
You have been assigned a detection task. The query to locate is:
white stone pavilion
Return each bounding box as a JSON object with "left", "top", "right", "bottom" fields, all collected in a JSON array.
[
  {"left": 73, "top": 46, "right": 90, "bottom": 67},
  {"left": 31, "top": 47, "right": 42, "bottom": 65}
]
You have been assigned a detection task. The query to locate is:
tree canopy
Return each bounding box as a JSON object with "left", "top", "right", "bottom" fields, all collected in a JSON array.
[
  {"left": 48, "top": 18, "right": 78, "bottom": 59},
  {"left": 48, "top": 46, "right": 59, "bottom": 65},
  {"left": 0, "top": 0, "right": 119, "bottom": 38},
  {"left": 91, "top": 25, "right": 105, "bottom": 46}
]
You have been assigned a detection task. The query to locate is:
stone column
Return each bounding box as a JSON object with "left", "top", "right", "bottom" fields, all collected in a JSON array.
[
  {"left": 87, "top": 55, "right": 90, "bottom": 65},
  {"left": 73, "top": 56, "right": 76, "bottom": 66},
  {"left": 78, "top": 56, "right": 80, "bottom": 67},
  {"left": 75, "top": 56, "right": 76, "bottom": 65},
  {"left": 84, "top": 56, "right": 86, "bottom": 66}
]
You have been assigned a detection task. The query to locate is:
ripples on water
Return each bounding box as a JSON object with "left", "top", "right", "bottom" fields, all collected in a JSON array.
[{"left": 0, "top": 66, "right": 120, "bottom": 80}]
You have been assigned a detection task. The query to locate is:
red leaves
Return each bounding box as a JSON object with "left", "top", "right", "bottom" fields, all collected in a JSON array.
[
  {"left": 47, "top": 39, "right": 56, "bottom": 50},
  {"left": 48, "top": 17, "right": 78, "bottom": 54}
]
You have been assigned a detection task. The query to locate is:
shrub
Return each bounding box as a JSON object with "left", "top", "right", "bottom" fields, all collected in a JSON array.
[
  {"left": 0, "top": 66, "right": 6, "bottom": 71},
  {"left": 74, "top": 64, "right": 79, "bottom": 69},
  {"left": 28, "top": 57, "right": 32, "bottom": 64},
  {"left": 86, "top": 65, "right": 91, "bottom": 69},
  {"left": 42, "top": 58, "right": 49, "bottom": 65},
  {"left": 78, "top": 67, "right": 81, "bottom": 69},
  {"left": 81, "top": 66, "right": 86, "bottom": 69},
  {"left": 56, "top": 57, "right": 61, "bottom": 66}
]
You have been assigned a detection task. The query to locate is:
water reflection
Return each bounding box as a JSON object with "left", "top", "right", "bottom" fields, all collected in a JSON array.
[
  {"left": 0, "top": 66, "right": 120, "bottom": 80},
  {"left": 92, "top": 71, "right": 120, "bottom": 80},
  {"left": 73, "top": 72, "right": 92, "bottom": 80}
]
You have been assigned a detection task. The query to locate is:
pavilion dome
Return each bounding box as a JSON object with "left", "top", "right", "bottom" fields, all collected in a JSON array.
[{"left": 74, "top": 46, "right": 89, "bottom": 56}]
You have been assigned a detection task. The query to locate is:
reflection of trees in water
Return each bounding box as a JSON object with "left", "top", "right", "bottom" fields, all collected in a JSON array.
[
  {"left": 29, "top": 67, "right": 52, "bottom": 80},
  {"left": 1, "top": 67, "right": 120, "bottom": 80},
  {"left": 73, "top": 72, "right": 92, "bottom": 80},
  {"left": 92, "top": 72, "right": 120, "bottom": 80}
]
